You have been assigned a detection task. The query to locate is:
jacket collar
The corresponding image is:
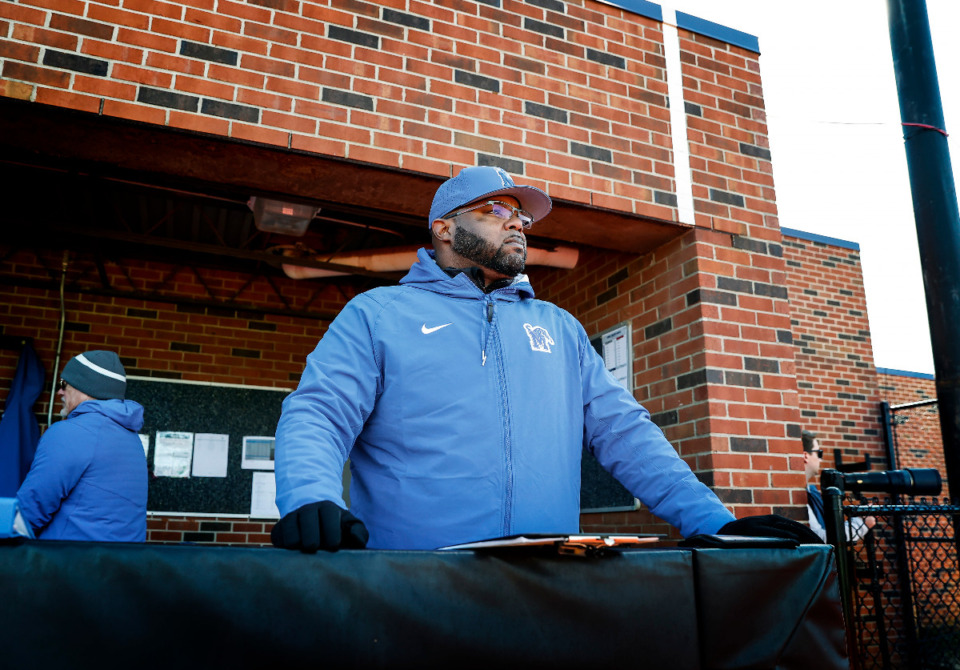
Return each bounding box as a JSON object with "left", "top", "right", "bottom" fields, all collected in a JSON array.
[{"left": 400, "top": 248, "right": 535, "bottom": 300}]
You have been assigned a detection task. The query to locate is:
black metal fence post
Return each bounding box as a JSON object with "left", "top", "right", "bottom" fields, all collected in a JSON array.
[
  {"left": 886, "top": 0, "right": 960, "bottom": 513},
  {"left": 822, "top": 470, "right": 857, "bottom": 668}
]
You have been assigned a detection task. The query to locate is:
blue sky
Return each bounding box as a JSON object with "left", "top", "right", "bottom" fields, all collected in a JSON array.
[{"left": 666, "top": 1, "right": 959, "bottom": 375}]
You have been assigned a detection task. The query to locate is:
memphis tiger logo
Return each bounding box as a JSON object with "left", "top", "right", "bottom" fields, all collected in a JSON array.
[{"left": 523, "top": 323, "right": 554, "bottom": 353}]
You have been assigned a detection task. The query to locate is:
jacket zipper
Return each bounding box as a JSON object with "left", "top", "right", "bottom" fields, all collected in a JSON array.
[
  {"left": 484, "top": 297, "right": 514, "bottom": 535},
  {"left": 481, "top": 300, "right": 494, "bottom": 366}
]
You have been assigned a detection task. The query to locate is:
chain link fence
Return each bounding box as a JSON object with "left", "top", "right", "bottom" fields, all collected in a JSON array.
[{"left": 837, "top": 499, "right": 959, "bottom": 670}]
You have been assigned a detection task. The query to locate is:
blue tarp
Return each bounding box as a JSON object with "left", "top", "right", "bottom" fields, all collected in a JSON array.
[{"left": 0, "top": 341, "right": 46, "bottom": 496}]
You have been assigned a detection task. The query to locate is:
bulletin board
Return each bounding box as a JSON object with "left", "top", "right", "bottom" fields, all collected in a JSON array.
[
  {"left": 129, "top": 342, "right": 638, "bottom": 516},
  {"left": 582, "top": 322, "right": 640, "bottom": 512},
  {"left": 126, "top": 377, "right": 288, "bottom": 516}
]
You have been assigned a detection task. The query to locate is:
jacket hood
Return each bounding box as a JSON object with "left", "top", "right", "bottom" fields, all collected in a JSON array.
[
  {"left": 400, "top": 248, "right": 536, "bottom": 300},
  {"left": 69, "top": 399, "right": 145, "bottom": 432}
]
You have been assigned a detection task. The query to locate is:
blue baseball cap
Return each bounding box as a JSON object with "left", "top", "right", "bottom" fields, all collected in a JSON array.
[{"left": 428, "top": 166, "right": 552, "bottom": 228}]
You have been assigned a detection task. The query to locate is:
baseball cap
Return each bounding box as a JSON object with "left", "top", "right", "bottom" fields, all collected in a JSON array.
[{"left": 428, "top": 166, "right": 552, "bottom": 227}]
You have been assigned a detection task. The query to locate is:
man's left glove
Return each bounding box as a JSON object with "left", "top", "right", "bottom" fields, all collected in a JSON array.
[
  {"left": 719, "top": 514, "right": 824, "bottom": 544},
  {"left": 271, "top": 500, "right": 369, "bottom": 553}
]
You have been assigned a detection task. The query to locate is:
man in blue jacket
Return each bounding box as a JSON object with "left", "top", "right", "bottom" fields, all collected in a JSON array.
[
  {"left": 273, "top": 166, "right": 820, "bottom": 551},
  {"left": 16, "top": 350, "right": 147, "bottom": 541}
]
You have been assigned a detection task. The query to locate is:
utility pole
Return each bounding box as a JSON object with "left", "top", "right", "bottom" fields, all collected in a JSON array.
[{"left": 887, "top": 0, "right": 960, "bottom": 504}]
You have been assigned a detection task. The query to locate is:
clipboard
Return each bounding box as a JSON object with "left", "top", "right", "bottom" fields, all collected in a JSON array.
[{"left": 438, "top": 533, "right": 660, "bottom": 556}]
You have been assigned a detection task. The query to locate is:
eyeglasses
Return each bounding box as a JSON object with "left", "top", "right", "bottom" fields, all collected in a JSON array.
[
  {"left": 57, "top": 379, "right": 67, "bottom": 391},
  {"left": 808, "top": 449, "right": 824, "bottom": 458},
  {"left": 448, "top": 200, "right": 534, "bottom": 228}
]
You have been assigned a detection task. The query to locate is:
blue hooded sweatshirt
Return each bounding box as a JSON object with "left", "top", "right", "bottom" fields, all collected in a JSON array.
[
  {"left": 276, "top": 248, "right": 735, "bottom": 549},
  {"left": 17, "top": 399, "right": 148, "bottom": 541}
]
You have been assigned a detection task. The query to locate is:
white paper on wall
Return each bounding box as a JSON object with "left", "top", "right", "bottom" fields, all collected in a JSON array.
[
  {"left": 192, "top": 433, "right": 229, "bottom": 477},
  {"left": 154, "top": 431, "right": 194, "bottom": 478}
]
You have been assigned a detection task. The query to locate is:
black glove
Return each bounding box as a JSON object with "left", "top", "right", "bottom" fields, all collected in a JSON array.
[
  {"left": 719, "top": 514, "right": 824, "bottom": 545},
  {"left": 271, "top": 501, "right": 369, "bottom": 552}
]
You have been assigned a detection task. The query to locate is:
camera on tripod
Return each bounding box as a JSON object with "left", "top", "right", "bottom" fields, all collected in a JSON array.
[{"left": 821, "top": 468, "right": 942, "bottom": 496}]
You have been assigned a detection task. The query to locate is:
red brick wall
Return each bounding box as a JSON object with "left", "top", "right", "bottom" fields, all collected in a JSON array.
[
  {"left": 1, "top": 0, "right": 685, "bottom": 217},
  {"left": 537, "top": 225, "right": 804, "bottom": 536},
  {"left": 681, "top": 30, "right": 775, "bottom": 237},
  {"left": 3, "top": 229, "right": 805, "bottom": 543},
  {"left": 877, "top": 370, "right": 950, "bottom": 499},
  {"left": 148, "top": 514, "right": 273, "bottom": 546},
  {"left": 782, "top": 229, "right": 951, "bottom": 499},
  {"left": 781, "top": 230, "right": 887, "bottom": 474},
  {"left": 0, "top": 246, "right": 349, "bottom": 406},
  {"left": 0, "top": 245, "right": 351, "bottom": 544},
  {"left": 1, "top": 1, "right": 812, "bottom": 543},
  {"left": 878, "top": 370, "right": 937, "bottom": 407}
]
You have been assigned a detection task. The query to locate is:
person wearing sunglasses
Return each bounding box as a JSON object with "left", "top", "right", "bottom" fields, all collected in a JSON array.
[
  {"left": 272, "top": 165, "right": 820, "bottom": 552},
  {"left": 803, "top": 430, "right": 876, "bottom": 542},
  {"left": 16, "top": 350, "right": 147, "bottom": 542}
]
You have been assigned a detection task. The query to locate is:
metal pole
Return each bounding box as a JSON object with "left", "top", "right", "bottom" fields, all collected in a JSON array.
[
  {"left": 880, "top": 401, "right": 898, "bottom": 471},
  {"left": 880, "top": 402, "right": 903, "bottom": 506},
  {"left": 822, "top": 469, "right": 858, "bottom": 668},
  {"left": 886, "top": 0, "right": 960, "bottom": 506}
]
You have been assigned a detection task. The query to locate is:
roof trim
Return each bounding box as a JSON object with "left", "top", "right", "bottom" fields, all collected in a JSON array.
[
  {"left": 596, "top": 0, "right": 662, "bottom": 22},
  {"left": 675, "top": 11, "right": 760, "bottom": 54},
  {"left": 877, "top": 367, "right": 936, "bottom": 380},
  {"left": 781, "top": 227, "right": 861, "bottom": 252}
]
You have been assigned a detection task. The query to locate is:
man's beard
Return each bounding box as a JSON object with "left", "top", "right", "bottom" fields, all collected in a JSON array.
[{"left": 452, "top": 224, "right": 526, "bottom": 277}]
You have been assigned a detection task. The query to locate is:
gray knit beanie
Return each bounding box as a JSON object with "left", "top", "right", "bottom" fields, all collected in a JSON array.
[{"left": 61, "top": 350, "right": 127, "bottom": 400}]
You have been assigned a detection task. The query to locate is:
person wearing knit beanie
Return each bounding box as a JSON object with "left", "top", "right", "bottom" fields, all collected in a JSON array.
[
  {"left": 61, "top": 350, "right": 127, "bottom": 400},
  {"left": 16, "top": 349, "right": 147, "bottom": 541},
  {"left": 56, "top": 350, "right": 127, "bottom": 419}
]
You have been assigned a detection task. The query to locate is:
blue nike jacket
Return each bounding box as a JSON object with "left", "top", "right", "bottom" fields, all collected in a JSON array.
[
  {"left": 17, "top": 399, "right": 148, "bottom": 541},
  {"left": 276, "top": 248, "right": 735, "bottom": 549}
]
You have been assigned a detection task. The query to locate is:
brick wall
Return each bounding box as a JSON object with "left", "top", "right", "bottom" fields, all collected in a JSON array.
[
  {"left": 0, "top": 245, "right": 351, "bottom": 405},
  {"left": 1, "top": 0, "right": 686, "bottom": 216},
  {"left": 782, "top": 229, "right": 952, "bottom": 500},
  {"left": 0, "top": 0, "right": 782, "bottom": 227},
  {"left": 536, "top": 224, "right": 804, "bottom": 536},
  {"left": 9, "top": 228, "right": 949, "bottom": 545},
  {"left": 1, "top": 0, "right": 813, "bottom": 544},
  {"left": 878, "top": 369, "right": 937, "bottom": 407},
  {"left": 681, "top": 29, "right": 775, "bottom": 236},
  {"left": 148, "top": 514, "right": 273, "bottom": 545},
  {"left": 877, "top": 369, "right": 950, "bottom": 499},
  {"left": 781, "top": 229, "right": 888, "bottom": 473},
  {"left": 0, "top": 245, "right": 350, "bottom": 544},
  {"left": 2, "top": 228, "right": 805, "bottom": 543}
]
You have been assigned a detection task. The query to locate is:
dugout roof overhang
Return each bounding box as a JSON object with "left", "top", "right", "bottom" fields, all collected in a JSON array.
[{"left": 1, "top": 99, "right": 690, "bottom": 280}]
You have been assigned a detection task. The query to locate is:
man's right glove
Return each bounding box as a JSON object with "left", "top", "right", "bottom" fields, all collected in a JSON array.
[
  {"left": 719, "top": 514, "right": 824, "bottom": 544},
  {"left": 270, "top": 500, "right": 369, "bottom": 553}
]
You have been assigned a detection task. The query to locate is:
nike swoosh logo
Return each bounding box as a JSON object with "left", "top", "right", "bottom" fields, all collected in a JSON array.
[{"left": 421, "top": 323, "right": 452, "bottom": 334}]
